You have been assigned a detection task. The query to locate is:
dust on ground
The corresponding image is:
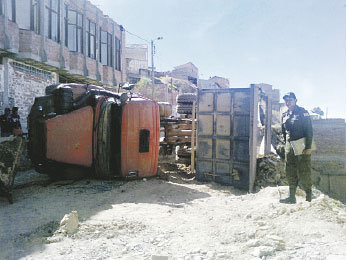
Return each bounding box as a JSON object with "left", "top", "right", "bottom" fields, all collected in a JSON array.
[{"left": 0, "top": 164, "right": 345, "bottom": 260}]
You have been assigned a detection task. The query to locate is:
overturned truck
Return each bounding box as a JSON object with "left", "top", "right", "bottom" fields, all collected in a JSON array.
[{"left": 28, "top": 84, "right": 160, "bottom": 179}]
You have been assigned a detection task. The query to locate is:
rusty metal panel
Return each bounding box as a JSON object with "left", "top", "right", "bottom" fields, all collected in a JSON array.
[
  {"left": 216, "top": 92, "right": 232, "bottom": 112},
  {"left": 198, "top": 138, "right": 213, "bottom": 158},
  {"left": 216, "top": 115, "right": 230, "bottom": 136},
  {"left": 46, "top": 106, "right": 93, "bottom": 167},
  {"left": 216, "top": 139, "right": 230, "bottom": 159},
  {"left": 198, "top": 115, "right": 214, "bottom": 135},
  {"left": 196, "top": 88, "right": 258, "bottom": 190},
  {"left": 198, "top": 92, "right": 214, "bottom": 112},
  {"left": 233, "top": 91, "right": 250, "bottom": 114},
  {"left": 249, "top": 85, "right": 260, "bottom": 191}
]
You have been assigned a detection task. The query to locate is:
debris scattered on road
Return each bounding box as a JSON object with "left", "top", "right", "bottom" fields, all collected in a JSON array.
[
  {"left": 255, "top": 154, "right": 287, "bottom": 189},
  {"left": 0, "top": 136, "right": 24, "bottom": 203}
]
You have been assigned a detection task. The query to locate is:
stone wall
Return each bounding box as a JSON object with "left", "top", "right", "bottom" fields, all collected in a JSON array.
[
  {"left": 0, "top": 62, "right": 3, "bottom": 108},
  {"left": 311, "top": 119, "right": 346, "bottom": 202},
  {"left": 0, "top": 58, "right": 58, "bottom": 132}
]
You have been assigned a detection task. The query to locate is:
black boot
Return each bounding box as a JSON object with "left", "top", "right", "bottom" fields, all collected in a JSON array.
[
  {"left": 280, "top": 186, "right": 297, "bottom": 204},
  {"left": 305, "top": 189, "right": 312, "bottom": 202},
  {"left": 7, "top": 193, "right": 13, "bottom": 204}
]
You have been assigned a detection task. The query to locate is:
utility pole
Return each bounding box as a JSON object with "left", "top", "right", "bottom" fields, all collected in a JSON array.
[
  {"left": 171, "top": 77, "right": 173, "bottom": 104},
  {"left": 151, "top": 40, "right": 154, "bottom": 99},
  {"left": 150, "top": 37, "right": 163, "bottom": 100}
]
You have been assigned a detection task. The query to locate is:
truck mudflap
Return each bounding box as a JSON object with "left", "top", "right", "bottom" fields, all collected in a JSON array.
[{"left": 0, "top": 137, "right": 24, "bottom": 204}]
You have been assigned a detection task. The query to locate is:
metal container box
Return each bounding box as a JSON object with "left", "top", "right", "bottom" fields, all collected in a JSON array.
[{"left": 196, "top": 86, "right": 259, "bottom": 191}]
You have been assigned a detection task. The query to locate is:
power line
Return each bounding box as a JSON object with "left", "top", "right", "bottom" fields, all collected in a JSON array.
[{"left": 124, "top": 29, "right": 150, "bottom": 44}]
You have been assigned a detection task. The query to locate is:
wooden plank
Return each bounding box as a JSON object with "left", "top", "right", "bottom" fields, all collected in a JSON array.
[
  {"left": 166, "top": 124, "right": 192, "bottom": 130},
  {"left": 166, "top": 129, "right": 195, "bottom": 137},
  {"left": 167, "top": 136, "right": 192, "bottom": 143},
  {"left": 176, "top": 158, "right": 191, "bottom": 164}
]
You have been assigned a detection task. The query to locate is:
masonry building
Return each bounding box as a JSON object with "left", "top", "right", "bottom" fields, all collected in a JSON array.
[
  {"left": 0, "top": 0, "right": 126, "bottom": 131},
  {"left": 125, "top": 44, "right": 150, "bottom": 83}
]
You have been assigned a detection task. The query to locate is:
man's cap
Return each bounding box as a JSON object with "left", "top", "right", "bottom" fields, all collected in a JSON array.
[{"left": 282, "top": 92, "right": 296, "bottom": 100}]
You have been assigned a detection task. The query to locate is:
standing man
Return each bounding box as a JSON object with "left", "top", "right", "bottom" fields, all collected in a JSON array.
[
  {"left": 0, "top": 107, "right": 12, "bottom": 137},
  {"left": 280, "top": 92, "right": 313, "bottom": 204},
  {"left": 9, "top": 107, "right": 22, "bottom": 136}
]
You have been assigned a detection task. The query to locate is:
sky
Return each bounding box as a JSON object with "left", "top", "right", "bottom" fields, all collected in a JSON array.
[{"left": 90, "top": 0, "right": 346, "bottom": 118}]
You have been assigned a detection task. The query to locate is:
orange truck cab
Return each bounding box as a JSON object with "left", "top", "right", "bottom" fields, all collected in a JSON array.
[{"left": 28, "top": 84, "right": 159, "bottom": 179}]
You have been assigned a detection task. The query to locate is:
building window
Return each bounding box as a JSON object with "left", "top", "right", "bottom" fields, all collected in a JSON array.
[
  {"left": 86, "top": 19, "right": 96, "bottom": 59},
  {"left": 45, "top": 0, "right": 60, "bottom": 42},
  {"left": 65, "top": 6, "right": 83, "bottom": 53},
  {"left": 1, "top": 0, "right": 16, "bottom": 22},
  {"left": 115, "top": 37, "right": 121, "bottom": 71},
  {"left": 0, "top": 0, "right": 37, "bottom": 31},
  {"left": 16, "top": 0, "right": 31, "bottom": 30},
  {"left": 31, "top": 0, "right": 40, "bottom": 34},
  {"left": 100, "top": 29, "right": 112, "bottom": 66}
]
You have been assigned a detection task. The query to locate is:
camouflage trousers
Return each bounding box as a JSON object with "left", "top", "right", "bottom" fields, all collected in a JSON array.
[{"left": 285, "top": 146, "right": 312, "bottom": 191}]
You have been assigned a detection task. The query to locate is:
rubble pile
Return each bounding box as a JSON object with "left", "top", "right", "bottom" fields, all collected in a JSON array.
[
  {"left": 255, "top": 154, "right": 287, "bottom": 188},
  {"left": 177, "top": 146, "right": 193, "bottom": 165},
  {"left": 0, "top": 136, "right": 24, "bottom": 203},
  {"left": 0, "top": 137, "right": 20, "bottom": 167}
]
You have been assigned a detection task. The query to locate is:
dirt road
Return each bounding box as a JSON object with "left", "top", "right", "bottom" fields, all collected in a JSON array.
[{"left": 0, "top": 169, "right": 345, "bottom": 260}]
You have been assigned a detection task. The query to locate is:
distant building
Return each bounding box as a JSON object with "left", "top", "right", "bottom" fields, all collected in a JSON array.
[
  {"left": 169, "top": 62, "right": 198, "bottom": 86},
  {"left": 208, "top": 76, "right": 229, "bottom": 89},
  {"left": 0, "top": 0, "right": 127, "bottom": 131},
  {"left": 125, "top": 44, "right": 150, "bottom": 83},
  {"left": 199, "top": 79, "right": 219, "bottom": 89},
  {"left": 199, "top": 76, "right": 229, "bottom": 89}
]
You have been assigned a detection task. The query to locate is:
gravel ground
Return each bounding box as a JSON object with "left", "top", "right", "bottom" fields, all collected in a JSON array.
[{"left": 0, "top": 169, "right": 345, "bottom": 260}]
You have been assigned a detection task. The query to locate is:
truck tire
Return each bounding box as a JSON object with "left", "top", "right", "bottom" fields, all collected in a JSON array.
[
  {"left": 45, "top": 84, "right": 59, "bottom": 95},
  {"left": 177, "top": 93, "right": 196, "bottom": 104},
  {"left": 177, "top": 102, "right": 196, "bottom": 114},
  {"left": 94, "top": 100, "right": 114, "bottom": 179},
  {"left": 177, "top": 108, "right": 193, "bottom": 114},
  {"left": 53, "top": 87, "right": 73, "bottom": 114}
]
